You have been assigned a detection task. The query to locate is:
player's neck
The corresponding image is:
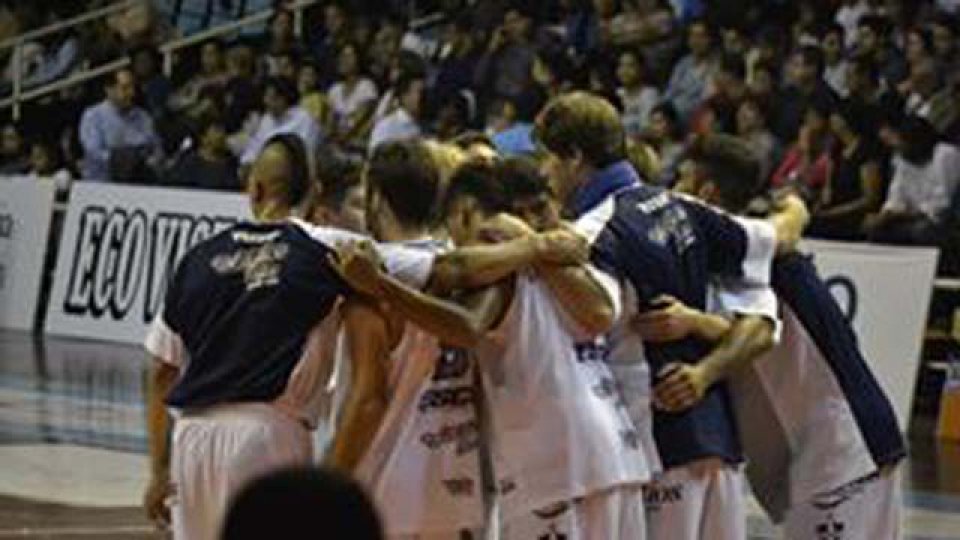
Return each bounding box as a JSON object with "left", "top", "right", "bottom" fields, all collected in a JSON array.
[{"left": 379, "top": 223, "right": 431, "bottom": 243}]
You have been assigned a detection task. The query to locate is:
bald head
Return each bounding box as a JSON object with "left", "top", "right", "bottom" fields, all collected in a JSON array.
[{"left": 247, "top": 134, "right": 311, "bottom": 220}]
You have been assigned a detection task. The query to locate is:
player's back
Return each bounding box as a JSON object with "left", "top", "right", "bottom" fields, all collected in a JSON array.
[
  {"left": 165, "top": 220, "right": 348, "bottom": 410},
  {"left": 478, "top": 274, "right": 649, "bottom": 520}
]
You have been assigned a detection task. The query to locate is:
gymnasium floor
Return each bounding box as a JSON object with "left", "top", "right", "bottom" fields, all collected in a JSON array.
[{"left": 1, "top": 329, "right": 959, "bottom": 539}]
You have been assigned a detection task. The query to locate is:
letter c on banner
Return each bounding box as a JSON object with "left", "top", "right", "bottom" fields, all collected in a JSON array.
[{"left": 824, "top": 275, "right": 858, "bottom": 323}]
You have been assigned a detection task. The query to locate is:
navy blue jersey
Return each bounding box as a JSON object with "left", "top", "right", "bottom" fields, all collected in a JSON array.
[
  {"left": 771, "top": 252, "right": 906, "bottom": 468},
  {"left": 164, "top": 221, "right": 348, "bottom": 409},
  {"left": 574, "top": 161, "right": 775, "bottom": 468}
]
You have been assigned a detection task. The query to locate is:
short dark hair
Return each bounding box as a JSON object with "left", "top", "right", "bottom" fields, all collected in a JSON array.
[
  {"left": 263, "top": 133, "right": 311, "bottom": 208},
  {"left": 442, "top": 160, "right": 506, "bottom": 218},
  {"left": 315, "top": 146, "right": 362, "bottom": 208},
  {"left": 263, "top": 76, "right": 299, "bottom": 105},
  {"left": 896, "top": 115, "right": 940, "bottom": 166},
  {"left": 534, "top": 92, "right": 626, "bottom": 168},
  {"left": 395, "top": 71, "right": 425, "bottom": 99},
  {"left": 497, "top": 156, "right": 552, "bottom": 202},
  {"left": 650, "top": 101, "right": 682, "bottom": 139},
  {"left": 797, "top": 45, "right": 825, "bottom": 77},
  {"left": 368, "top": 139, "right": 440, "bottom": 228},
  {"left": 222, "top": 467, "right": 383, "bottom": 540},
  {"left": 688, "top": 134, "right": 762, "bottom": 212},
  {"left": 907, "top": 27, "right": 935, "bottom": 55},
  {"left": 107, "top": 66, "right": 135, "bottom": 87}
]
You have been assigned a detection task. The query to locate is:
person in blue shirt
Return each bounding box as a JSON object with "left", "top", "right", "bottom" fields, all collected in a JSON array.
[{"left": 533, "top": 92, "right": 809, "bottom": 539}]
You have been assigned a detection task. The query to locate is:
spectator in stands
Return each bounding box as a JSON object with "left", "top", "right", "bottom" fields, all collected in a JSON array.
[
  {"left": 273, "top": 50, "right": 300, "bottom": 82},
  {"left": 690, "top": 52, "right": 747, "bottom": 135},
  {"left": 808, "top": 99, "right": 886, "bottom": 240},
  {"left": 221, "top": 467, "right": 383, "bottom": 540},
  {"left": 306, "top": 1, "right": 352, "bottom": 88},
  {"left": 170, "top": 39, "right": 228, "bottom": 113},
  {"left": 721, "top": 25, "right": 749, "bottom": 57},
  {"left": 867, "top": 115, "right": 960, "bottom": 245},
  {"left": 435, "top": 15, "right": 482, "bottom": 98},
  {"left": 367, "top": 17, "right": 405, "bottom": 89},
  {"left": 368, "top": 72, "right": 425, "bottom": 151},
  {"left": 746, "top": 28, "right": 783, "bottom": 89},
  {"left": 616, "top": 48, "right": 660, "bottom": 139},
  {"left": 327, "top": 42, "right": 378, "bottom": 150},
  {"left": 845, "top": 53, "right": 897, "bottom": 135},
  {"left": 735, "top": 96, "right": 779, "bottom": 182},
  {"left": 0, "top": 122, "right": 28, "bottom": 175},
  {"left": 836, "top": 0, "right": 873, "bottom": 48},
  {"left": 770, "top": 96, "right": 835, "bottom": 203},
  {"left": 27, "top": 139, "right": 71, "bottom": 193},
  {"left": 223, "top": 44, "right": 261, "bottom": 138},
  {"left": 475, "top": 5, "right": 537, "bottom": 103},
  {"left": 930, "top": 13, "right": 959, "bottom": 74},
  {"left": 262, "top": 7, "right": 301, "bottom": 78},
  {"left": 855, "top": 15, "right": 908, "bottom": 90},
  {"left": 434, "top": 91, "right": 472, "bottom": 142},
  {"left": 905, "top": 27, "right": 935, "bottom": 68},
  {"left": 79, "top": 68, "right": 161, "bottom": 182},
  {"left": 164, "top": 113, "right": 239, "bottom": 191},
  {"left": 240, "top": 77, "right": 321, "bottom": 167},
  {"left": 602, "top": 0, "right": 675, "bottom": 50},
  {"left": 774, "top": 45, "right": 837, "bottom": 143},
  {"left": 822, "top": 23, "right": 850, "bottom": 96},
  {"left": 130, "top": 46, "right": 172, "bottom": 118},
  {"left": 491, "top": 87, "right": 545, "bottom": 156},
  {"left": 298, "top": 61, "right": 332, "bottom": 134},
  {"left": 373, "top": 51, "right": 427, "bottom": 125},
  {"left": 531, "top": 47, "right": 574, "bottom": 100},
  {"left": 645, "top": 101, "right": 686, "bottom": 185},
  {"left": 662, "top": 18, "right": 717, "bottom": 123},
  {"left": 903, "top": 58, "right": 956, "bottom": 135}
]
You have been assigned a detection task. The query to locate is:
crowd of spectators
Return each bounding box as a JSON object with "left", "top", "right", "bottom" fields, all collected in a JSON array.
[{"left": 1, "top": 0, "right": 960, "bottom": 262}]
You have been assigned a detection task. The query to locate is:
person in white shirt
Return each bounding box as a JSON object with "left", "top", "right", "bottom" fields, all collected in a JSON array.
[
  {"left": 239, "top": 77, "right": 322, "bottom": 167},
  {"left": 369, "top": 73, "right": 425, "bottom": 152},
  {"left": 327, "top": 42, "right": 379, "bottom": 149}
]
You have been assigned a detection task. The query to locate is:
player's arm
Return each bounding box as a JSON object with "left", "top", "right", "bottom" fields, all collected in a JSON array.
[
  {"left": 333, "top": 241, "right": 510, "bottom": 348},
  {"left": 326, "top": 299, "right": 392, "bottom": 473},
  {"left": 633, "top": 295, "right": 733, "bottom": 343},
  {"left": 143, "top": 356, "right": 178, "bottom": 529},
  {"left": 766, "top": 193, "right": 810, "bottom": 254},
  {"left": 536, "top": 263, "right": 617, "bottom": 337},
  {"left": 653, "top": 314, "right": 775, "bottom": 412}
]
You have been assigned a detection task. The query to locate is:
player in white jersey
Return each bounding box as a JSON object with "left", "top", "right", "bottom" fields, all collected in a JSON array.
[
  {"left": 142, "top": 135, "right": 436, "bottom": 540},
  {"left": 660, "top": 133, "right": 906, "bottom": 539},
  {"left": 326, "top": 141, "right": 594, "bottom": 539},
  {"left": 334, "top": 157, "right": 650, "bottom": 539}
]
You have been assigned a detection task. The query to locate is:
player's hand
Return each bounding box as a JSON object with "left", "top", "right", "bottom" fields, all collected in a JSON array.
[
  {"left": 332, "top": 240, "right": 385, "bottom": 297},
  {"left": 143, "top": 472, "right": 174, "bottom": 530},
  {"left": 534, "top": 228, "right": 588, "bottom": 266},
  {"left": 770, "top": 193, "right": 809, "bottom": 254},
  {"left": 632, "top": 295, "right": 699, "bottom": 343},
  {"left": 653, "top": 363, "right": 711, "bottom": 412}
]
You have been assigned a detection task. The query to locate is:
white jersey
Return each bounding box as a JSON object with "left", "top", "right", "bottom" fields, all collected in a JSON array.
[
  {"left": 478, "top": 274, "right": 649, "bottom": 521},
  {"left": 350, "top": 238, "right": 487, "bottom": 536}
]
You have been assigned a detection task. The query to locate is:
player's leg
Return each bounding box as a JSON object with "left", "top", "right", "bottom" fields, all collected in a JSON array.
[
  {"left": 644, "top": 464, "right": 708, "bottom": 540},
  {"left": 782, "top": 468, "right": 903, "bottom": 540},
  {"left": 578, "top": 485, "right": 647, "bottom": 539},
  {"left": 700, "top": 465, "right": 747, "bottom": 540},
  {"left": 170, "top": 417, "right": 230, "bottom": 540}
]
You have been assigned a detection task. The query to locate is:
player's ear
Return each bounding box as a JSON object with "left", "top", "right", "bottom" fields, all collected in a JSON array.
[{"left": 698, "top": 182, "right": 720, "bottom": 206}]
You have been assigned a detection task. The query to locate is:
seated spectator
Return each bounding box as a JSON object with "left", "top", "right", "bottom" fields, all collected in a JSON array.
[
  {"left": 221, "top": 467, "right": 383, "bottom": 540},
  {"left": 904, "top": 27, "right": 935, "bottom": 68},
  {"left": 532, "top": 47, "right": 575, "bottom": 100},
  {"left": 690, "top": 52, "right": 747, "bottom": 135},
  {"left": 130, "top": 45, "right": 172, "bottom": 118},
  {"left": 903, "top": 57, "right": 956, "bottom": 135},
  {"left": 261, "top": 7, "right": 302, "bottom": 78},
  {"left": 616, "top": 48, "right": 660, "bottom": 139},
  {"left": 435, "top": 15, "right": 482, "bottom": 98},
  {"left": 170, "top": 39, "right": 229, "bottom": 113},
  {"left": 491, "top": 87, "right": 546, "bottom": 156},
  {"left": 474, "top": 5, "right": 537, "bottom": 102},
  {"left": 748, "top": 59, "right": 781, "bottom": 106},
  {"left": 930, "top": 13, "right": 960, "bottom": 74},
  {"left": 327, "top": 42, "right": 378, "bottom": 150},
  {"left": 866, "top": 115, "right": 960, "bottom": 245},
  {"left": 746, "top": 28, "right": 784, "bottom": 89},
  {"left": 0, "top": 122, "right": 28, "bottom": 175},
  {"left": 808, "top": 100, "right": 886, "bottom": 240},
  {"left": 770, "top": 96, "right": 835, "bottom": 203},
  {"left": 367, "top": 16, "right": 405, "bottom": 89},
  {"left": 240, "top": 77, "right": 321, "bottom": 167},
  {"left": 368, "top": 72, "right": 425, "bottom": 151},
  {"left": 735, "top": 96, "right": 779, "bottom": 182},
  {"left": 27, "top": 139, "right": 72, "bottom": 192},
  {"left": 164, "top": 113, "right": 239, "bottom": 191},
  {"left": 372, "top": 51, "right": 426, "bottom": 126},
  {"left": 305, "top": 1, "right": 352, "bottom": 88},
  {"left": 434, "top": 91, "right": 472, "bottom": 142},
  {"left": 836, "top": 0, "right": 873, "bottom": 48},
  {"left": 644, "top": 101, "right": 686, "bottom": 185},
  {"left": 604, "top": 0, "right": 674, "bottom": 48},
  {"left": 223, "top": 44, "right": 261, "bottom": 137},
  {"left": 79, "top": 68, "right": 161, "bottom": 182},
  {"left": 774, "top": 45, "right": 838, "bottom": 143},
  {"left": 273, "top": 50, "right": 300, "bottom": 82},
  {"left": 662, "top": 18, "right": 718, "bottom": 123},
  {"left": 855, "top": 15, "right": 908, "bottom": 90},
  {"left": 297, "top": 61, "right": 332, "bottom": 133},
  {"left": 721, "top": 25, "right": 749, "bottom": 56},
  {"left": 822, "top": 23, "right": 850, "bottom": 96}
]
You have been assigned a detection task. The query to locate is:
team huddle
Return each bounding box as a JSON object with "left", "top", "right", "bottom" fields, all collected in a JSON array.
[{"left": 142, "top": 92, "right": 906, "bottom": 540}]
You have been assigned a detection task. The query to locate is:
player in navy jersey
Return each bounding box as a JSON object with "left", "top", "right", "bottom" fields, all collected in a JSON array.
[
  {"left": 533, "top": 92, "right": 809, "bottom": 539},
  {"left": 660, "top": 133, "right": 906, "bottom": 539}
]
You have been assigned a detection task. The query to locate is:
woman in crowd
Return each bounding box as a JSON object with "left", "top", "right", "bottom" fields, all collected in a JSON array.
[{"left": 327, "top": 42, "right": 379, "bottom": 151}]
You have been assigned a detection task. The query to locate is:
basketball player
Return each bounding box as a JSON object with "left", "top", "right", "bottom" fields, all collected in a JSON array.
[
  {"left": 664, "top": 133, "right": 906, "bottom": 540},
  {"left": 533, "top": 92, "right": 809, "bottom": 540},
  {"left": 334, "top": 157, "right": 651, "bottom": 539},
  {"left": 141, "top": 134, "right": 437, "bottom": 540}
]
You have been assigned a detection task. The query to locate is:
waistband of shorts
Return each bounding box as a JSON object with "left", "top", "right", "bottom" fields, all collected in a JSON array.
[{"left": 176, "top": 402, "right": 307, "bottom": 429}]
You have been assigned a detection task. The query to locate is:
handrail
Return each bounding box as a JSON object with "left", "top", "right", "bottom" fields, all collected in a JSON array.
[
  {"left": 0, "top": 1, "right": 133, "bottom": 51},
  {"left": 0, "top": 58, "right": 130, "bottom": 110}
]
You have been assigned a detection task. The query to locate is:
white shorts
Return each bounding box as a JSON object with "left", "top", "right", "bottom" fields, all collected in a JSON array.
[
  {"left": 782, "top": 468, "right": 902, "bottom": 540},
  {"left": 499, "top": 485, "right": 646, "bottom": 540},
  {"left": 170, "top": 403, "right": 313, "bottom": 540},
  {"left": 644, "top": 458, "right": 745, "bottom": 540}
]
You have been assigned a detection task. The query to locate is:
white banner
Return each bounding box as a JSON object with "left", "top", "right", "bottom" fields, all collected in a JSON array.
[
  {"left": 46, "top": 183, "right": 251, "bottom": 344},
  {"left": 802, "top": 239, "right": 940, "bottom": 430},
  {"left": 0, "top": 178, "right": 56, "bottom": 331}
]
